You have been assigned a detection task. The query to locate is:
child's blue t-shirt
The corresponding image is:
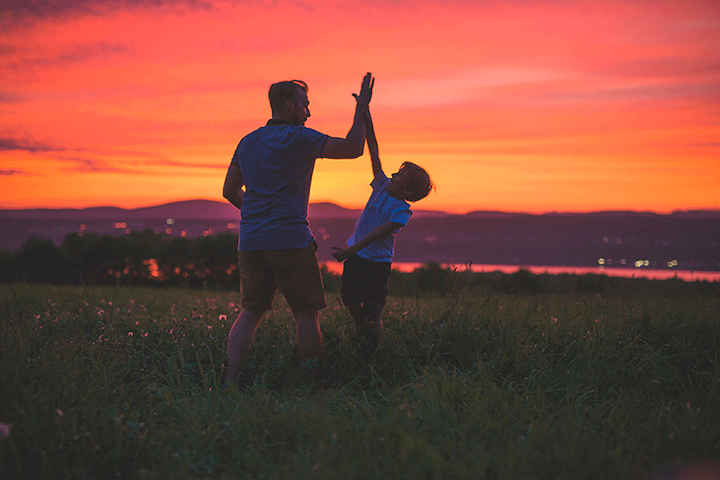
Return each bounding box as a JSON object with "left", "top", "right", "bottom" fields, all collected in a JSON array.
[{"left": 347, "top": 171, "right": 412, "bottom": 263}]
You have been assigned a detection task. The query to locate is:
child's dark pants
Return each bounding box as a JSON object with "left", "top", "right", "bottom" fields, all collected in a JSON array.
[{"left": 340, "top": 255, "right": 391, "bottom": 355}]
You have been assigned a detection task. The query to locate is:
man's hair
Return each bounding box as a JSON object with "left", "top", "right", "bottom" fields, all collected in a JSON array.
[
  {"left": 268, "top": 80, "right": 308, "bottom": 113},
  {"left": 401, "top": 161, "right": 434, "bottom": 202}
]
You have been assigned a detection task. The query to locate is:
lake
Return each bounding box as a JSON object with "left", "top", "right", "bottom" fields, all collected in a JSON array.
[{"left": 321, "top": 261, "right": 720, "bottom": 282}]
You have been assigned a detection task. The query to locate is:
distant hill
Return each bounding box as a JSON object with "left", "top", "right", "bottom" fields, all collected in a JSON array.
[
  {"left": 1, "top": 200, "right": 718, "bottom": 221},
  {"left": 0, "top": 199, "right": 377, "bottom": 220}
]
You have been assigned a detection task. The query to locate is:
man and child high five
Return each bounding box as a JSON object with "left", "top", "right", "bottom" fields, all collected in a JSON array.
[{"left": 222, "top": 73, "right": 433, "bottom": 387}]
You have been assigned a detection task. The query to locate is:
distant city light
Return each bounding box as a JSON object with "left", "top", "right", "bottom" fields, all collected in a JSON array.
[
  {"left": 114, "top": 222, "right": 127, "bottom": 229},
  {"left": 667, "top": 259, "right": 679, "bottom": 268},
  {"left": 142, "top": 258, "right": 161, "bottom": 278},
  {"left": 597, "top": 258, "right": 605, "bottom": 265},
  {"left": 226, "top": 222, "right": 238, "bottom": 229},
  {"left": 166, "top": 218, "right": 175, "bottom": 225},
  {"left": 180, "top": 230, "right": 187, "bottom": 238},
  {"left": 634, "top": 259, "right": 650, "bottom": 268},
  {"left": 165, "top": 227, "right": 172, "bottom": 235}
]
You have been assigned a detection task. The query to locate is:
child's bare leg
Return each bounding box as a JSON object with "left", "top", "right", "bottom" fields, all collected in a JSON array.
[
  {"left": 358, "top": 301, "right": 384, "bottom": 354},
  {"left": 345, "top": 302, "right": 365, "bottom": 328}
]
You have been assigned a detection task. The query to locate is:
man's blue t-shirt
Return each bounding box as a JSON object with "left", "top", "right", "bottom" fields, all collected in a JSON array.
[
  {"left": 347, "top": 171, "right": 412, "bottom": 263},
  {"left": 231, "top": 120, "right": 328, "bottom": 251}
]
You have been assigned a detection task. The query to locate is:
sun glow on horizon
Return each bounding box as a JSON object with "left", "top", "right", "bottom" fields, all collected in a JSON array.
[{"left": 1, "top": 0, "right": 719, "bottom": 212}]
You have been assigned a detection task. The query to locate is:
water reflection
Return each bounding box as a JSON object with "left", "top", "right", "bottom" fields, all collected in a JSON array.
[{"left": 322, "top": 262, "right": 720, "bottom": 282}]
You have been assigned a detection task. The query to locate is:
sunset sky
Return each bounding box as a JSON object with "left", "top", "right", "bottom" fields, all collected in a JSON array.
[{"left": 1, "top": 0, "right": 719, "bottom": 213}]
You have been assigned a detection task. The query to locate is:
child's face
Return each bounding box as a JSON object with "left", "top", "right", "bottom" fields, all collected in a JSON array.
[{"left": 389, "top": 166, "right": 412, "bottom": 198}]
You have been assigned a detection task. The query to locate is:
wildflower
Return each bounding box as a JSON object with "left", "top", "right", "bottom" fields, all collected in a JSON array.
[
  {"left": 128, "top": 331, "right": 134, "bottom": 337},
  {"left": 143, "top": 332, "right": 148, "bottom": 337},
  {"left": 0, "top": 423, "right": 11, "bottom": 439},
  {"left": 218, "top": 314, "right": 227, "bottom": 321},
  {"left": 552, "top": 316, "right": 559, "bottom": 324},
  {"left": 56, "top": 409, "right": 64, "bottom": 417}
]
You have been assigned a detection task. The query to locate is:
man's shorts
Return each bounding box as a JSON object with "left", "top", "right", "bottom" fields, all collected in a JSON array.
[
  {"left": 341, "top": 255, "right": 391, "bottom": 308},
  {"left": 238, "top": 244, "right": 326, "bottom": 314}
]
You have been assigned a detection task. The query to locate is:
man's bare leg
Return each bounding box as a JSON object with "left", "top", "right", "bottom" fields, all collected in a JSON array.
[
  {"left": 294, "top": 309, "right": 323, "bottom": 360},
  {"left": 224, "top": 309, "right": 263, "bottom": 386}
]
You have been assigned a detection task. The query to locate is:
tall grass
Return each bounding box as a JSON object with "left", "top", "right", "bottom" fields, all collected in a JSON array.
[{"left": 1, "top": 280, "right": 719, "bottom": 479}]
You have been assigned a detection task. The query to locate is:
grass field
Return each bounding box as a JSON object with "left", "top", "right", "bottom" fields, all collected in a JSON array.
[{"left": 1, "top": 278, "right": 719, "bottom": 479}]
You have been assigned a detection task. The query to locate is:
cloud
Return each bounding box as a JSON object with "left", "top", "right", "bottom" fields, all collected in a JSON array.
[
  {"left": 146, "top": 159, "right": 226, "bottom": 169},
  {"left": 52, "top": 153, "right": 224, "bottom": 174},
  {"left": 1, "top": 42, "right": 131, "bottom": 71},
  {"left": 0, "top": 92, "right": 22, "bottom": 103},
  {"left": 0, "top": 169, "right": 24, "bottom": 175},
  {"left": 0, "top": 0, "right": 214, "bottom": 24},
  {"left": 54, "top": 154, "right": 142, "bottom": 174},
  {"left": 0, "top": 137, "right": 63, "bottom": 152},
  {"left": 542, "top": 80, "right": 720, "bottom": 105}
]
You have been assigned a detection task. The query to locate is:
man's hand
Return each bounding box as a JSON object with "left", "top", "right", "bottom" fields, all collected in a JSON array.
[
  {"left": 331, "top": 246, "right": 355, "bottom": 262},
  {"left": 353, "top": 72, "right": 374, "bottom": 108}
]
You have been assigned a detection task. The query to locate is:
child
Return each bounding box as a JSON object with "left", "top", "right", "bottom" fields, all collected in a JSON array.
[{"left": 332, "top": 106, "right": 433, "bottom": 354}]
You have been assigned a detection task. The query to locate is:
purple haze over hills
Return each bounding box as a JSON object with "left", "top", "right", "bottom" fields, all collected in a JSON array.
[{"left": 0, "top": 199, "right": 718, "bottom": 220}]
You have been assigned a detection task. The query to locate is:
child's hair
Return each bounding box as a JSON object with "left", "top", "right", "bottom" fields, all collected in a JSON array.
[{"left": 401, "top": 161, "right": 433, "bottom": 202}]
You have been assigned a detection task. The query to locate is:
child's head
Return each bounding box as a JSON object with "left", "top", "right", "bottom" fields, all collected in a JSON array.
[{"left": 390, "top": 162, "right": 433, "bottom": 202}]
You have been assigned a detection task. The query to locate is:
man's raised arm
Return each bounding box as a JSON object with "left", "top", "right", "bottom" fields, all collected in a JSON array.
[{"left": 320, "top": 73, "right": 374, "bottom": 159}]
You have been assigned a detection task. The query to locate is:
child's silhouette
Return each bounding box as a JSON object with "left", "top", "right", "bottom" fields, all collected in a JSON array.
[{"left": 333, "top": 100, "right": 433, "bottom": 355}]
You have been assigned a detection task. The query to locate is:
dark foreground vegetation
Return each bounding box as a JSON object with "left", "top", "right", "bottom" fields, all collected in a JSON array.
[
  {"left": 1, "top": 277, "right": 719, "bottom": 479},
  {"left": 2, "top": 230, "right": 717, "bottom": 298}
]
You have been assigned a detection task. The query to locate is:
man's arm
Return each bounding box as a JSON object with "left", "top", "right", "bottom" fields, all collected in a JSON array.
[
  {"left": 320, "top": 73, "right": 374, "bottom": 159},
  {"left": 364, "top": 107, "right": 383, "bottom": 178},
  {"left": 332, "top": 221, "right": 401, "bottom": 261},
  {"left": 222, "top": 164, "right": 244, "bottom": 211}
]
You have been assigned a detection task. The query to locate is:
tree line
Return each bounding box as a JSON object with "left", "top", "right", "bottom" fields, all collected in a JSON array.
[{"left": 2, "top": 230, "right": 711, "bottom": 296}]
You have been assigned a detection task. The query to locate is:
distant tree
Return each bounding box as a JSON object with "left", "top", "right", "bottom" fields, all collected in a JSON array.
[{"left": 16, "top": 236, "right": 68, "bottom": 283}]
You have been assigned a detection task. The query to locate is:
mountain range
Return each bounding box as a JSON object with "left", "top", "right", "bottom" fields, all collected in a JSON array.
[{"left": 1, "top": 199, "right": 718, "bottom": 220}]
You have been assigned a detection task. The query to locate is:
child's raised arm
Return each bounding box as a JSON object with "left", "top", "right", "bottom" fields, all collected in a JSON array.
[{"left": 364, "top": 107, "right": 384, "bottom": 179}]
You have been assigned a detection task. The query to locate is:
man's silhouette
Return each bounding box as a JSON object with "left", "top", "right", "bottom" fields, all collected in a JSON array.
[{"left": 222, "top": 73, "right": 374, "bottom": 386}]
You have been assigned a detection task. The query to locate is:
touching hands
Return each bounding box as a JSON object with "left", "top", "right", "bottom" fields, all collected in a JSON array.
[{"left": 353, "top": 72, "right": 374, "bottom": 108}]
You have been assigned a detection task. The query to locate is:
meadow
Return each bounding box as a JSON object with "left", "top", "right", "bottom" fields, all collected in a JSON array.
[{"left": 1, "top": 274, "right": 719, "bottom": 479}]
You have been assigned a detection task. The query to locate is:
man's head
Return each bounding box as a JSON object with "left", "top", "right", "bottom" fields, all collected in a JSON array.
[
  {"left": 268, "top": 80, "right": 310, "bottom": 125},
  {"left": 390, "top": 162, "right": 433, "bottom": 202}
]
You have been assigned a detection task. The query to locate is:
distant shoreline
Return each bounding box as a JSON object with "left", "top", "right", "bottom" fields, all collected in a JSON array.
[{"left": 321, "top": 261, "right": 720, "bottom": 282}]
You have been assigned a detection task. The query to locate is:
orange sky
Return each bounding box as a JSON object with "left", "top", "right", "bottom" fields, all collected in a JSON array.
[{"left": 1, "top": 0, "right": 719, "bottom": 213}]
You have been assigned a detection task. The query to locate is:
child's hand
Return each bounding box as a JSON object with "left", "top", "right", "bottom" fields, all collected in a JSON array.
[
  {"left": 353, "top": 73, "right": 374, "bottom": 107},
  {"left": 332, "top": 246, "right": 352, "bottom": 262}
]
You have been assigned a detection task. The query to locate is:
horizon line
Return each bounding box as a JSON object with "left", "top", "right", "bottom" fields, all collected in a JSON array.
[{"left": 1, "top": 198, "right": 719, "bottom": 216}]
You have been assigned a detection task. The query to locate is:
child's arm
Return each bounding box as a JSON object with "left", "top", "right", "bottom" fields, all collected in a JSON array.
[
  {"left": 332, "top": 221, "right": 402, "bottom": 261},
  {"left": 364, "top": 107, "right": 384, "bottom": 179}
]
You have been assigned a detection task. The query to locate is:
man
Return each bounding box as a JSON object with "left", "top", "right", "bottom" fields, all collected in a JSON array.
[{"left": 221, "top": 73, "right": 374, "bottom": 387}]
